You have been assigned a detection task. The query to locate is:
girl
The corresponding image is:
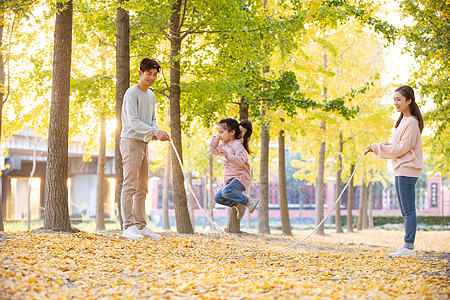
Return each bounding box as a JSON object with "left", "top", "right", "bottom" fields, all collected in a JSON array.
[
  {"left": 365, "top": 85, "right": 423, "bottom": 257},
  {"left": 210, "top": 118, "right": 258, "bottom": 219}
]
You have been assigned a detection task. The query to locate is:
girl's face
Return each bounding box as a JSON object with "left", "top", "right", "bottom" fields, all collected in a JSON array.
[
  {"left": 394, "top": 91, "right": 412, "bottom": 115},
  {"left": 218, "top": 124, "right": 235, "bottom": 143}
]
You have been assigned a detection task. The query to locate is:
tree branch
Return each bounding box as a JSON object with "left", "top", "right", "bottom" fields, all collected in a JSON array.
[{"left": 178, "top": 0, "right": 187, "bottom": 32}]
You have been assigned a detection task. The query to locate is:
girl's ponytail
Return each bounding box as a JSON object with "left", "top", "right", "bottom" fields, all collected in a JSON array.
[{"left": 239, "top": 120, "right": 253, "bottom": 154}]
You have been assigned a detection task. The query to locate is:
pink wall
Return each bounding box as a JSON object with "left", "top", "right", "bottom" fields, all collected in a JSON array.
[{"left": 150, "top": 175, "right": 449, "bottom": 220}]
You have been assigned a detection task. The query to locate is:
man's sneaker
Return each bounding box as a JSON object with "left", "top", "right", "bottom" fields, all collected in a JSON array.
[
  {"left": 245, "top": 198, "right": 259, "bottom": 213},
  {"left": 235, "top": 203, "right": 246, "bottom": 220},
  {"left": 389, "top": 246, "right": 416, "bottom": 257},
  {"left": 122, "top": 225, "right": 144, "bottom": 239},
  {"left": 139, "top": 227, "right": 162, "bottom": 239}
]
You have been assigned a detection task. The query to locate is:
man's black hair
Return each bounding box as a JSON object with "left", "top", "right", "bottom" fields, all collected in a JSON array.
[{"left": 140, "top": 58, "right": 161, "bottom": 73}]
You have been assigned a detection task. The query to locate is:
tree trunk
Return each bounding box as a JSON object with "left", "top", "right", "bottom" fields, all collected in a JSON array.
[
  {"left": 347, "top": 164, "right": 355, "bottom": 233},
  {"left": 162, "top": 146, "right": 171, "bottom": 230},
  {"left": 315, "top": 53, "right": 327, "bottom": 236},
  {"left": 368, "top": 179, "right": 374, "bottom": 228},
  {"left": 44, "top": 0, "right": 73, "bottom": 232},
  {"left": 0, "top": 15, "right": 5, "bottom": 232},
  {"left": 225, "top": 97, "right": 250, "bottom": 233},
  {"left": 246, "top": 175, "right": 252, "bottom": 229},
  {"left": 278, "top": 128, "right": 292, "bottom": 236},
  {"left": 209, "top": 154, "right": 214, "bottom": 231},
  {"left": 315, "top": 120, "right": 326, "bottom": 236},
  {"left": 27, "top": 134, "right": 38, "bottom": 230},
  {"left": 169, "top": 0, "right": 193, "bottom": 234},
  {"left": 186, "top": 170, "right": 195, "bottom": 230},
  {"left": 363, "top": 182, "right": 369, "bottom": 229},
  {"left": 335, "top": 131, "right": 344, "bottom": 233},
  {"left": 96, "top": 112, "right": 107, "bottom": 231},
  {"left": 258, "top": 122, "right": 270, "bottom": 234},
  {"left": 115, "top": 0, "right": 130, "bottom": 230},
  {"left": 357, "top": 176, "right": 367, "bottom": 231},
  {"left": 202, "top": 174, "right": 207, "bottom": 228}
]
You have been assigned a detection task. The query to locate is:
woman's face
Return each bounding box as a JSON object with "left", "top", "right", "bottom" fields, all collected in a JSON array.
[{"left": 394, "top": 91, "right": 412, "bottom": 115}]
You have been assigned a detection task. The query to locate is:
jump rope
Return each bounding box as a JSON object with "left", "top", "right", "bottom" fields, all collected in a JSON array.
[{"left": 169, "top": 139, "right": 366, "bottom": 253}]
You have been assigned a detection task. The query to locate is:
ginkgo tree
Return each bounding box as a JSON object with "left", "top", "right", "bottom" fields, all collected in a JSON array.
[
  {"left": 0, "top": 0, "right": 44, "bottom": 231},
  {"left": 399, "top": 0, "right": 450, "bottom": 177},
  {"left": 290, "top": 18, "right": 393, "bottom": 234},
  {"left": 71, "top": 0, "right": 117, "bottom": 232}
]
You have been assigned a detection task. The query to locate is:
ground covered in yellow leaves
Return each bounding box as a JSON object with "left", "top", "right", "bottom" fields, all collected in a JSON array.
[{"left": 1, "top": 229, "right": 448, "bottom": 299}]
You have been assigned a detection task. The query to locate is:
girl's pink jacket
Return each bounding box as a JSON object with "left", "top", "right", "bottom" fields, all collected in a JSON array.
[
  {"left": 210, "top": 136, "right": 252, "bottom": 190},
  {"left": 371, "top": 116, "right": 423, "bottom": 177}
]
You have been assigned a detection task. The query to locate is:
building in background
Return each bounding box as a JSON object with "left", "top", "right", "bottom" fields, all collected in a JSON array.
[{"left": 1, "top": 127, "right": 449, "bottom": 226}]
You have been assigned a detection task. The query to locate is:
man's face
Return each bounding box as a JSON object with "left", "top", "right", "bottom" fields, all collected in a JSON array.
[{"left": 139, "top": 68, "right": 158, "bottom": 87}]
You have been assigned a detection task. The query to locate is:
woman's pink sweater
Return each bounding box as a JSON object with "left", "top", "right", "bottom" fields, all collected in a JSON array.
[
  {"left": 210, "top": 136, "right": 252, "bottom": 190},
  {"left": 371, "top": 116, "right": 423, "bottom": 177}
]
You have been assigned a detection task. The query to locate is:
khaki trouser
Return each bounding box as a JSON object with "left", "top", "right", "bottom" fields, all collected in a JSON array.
[{"left": 120, "top": 138, "right": 149, "bottom": 230}]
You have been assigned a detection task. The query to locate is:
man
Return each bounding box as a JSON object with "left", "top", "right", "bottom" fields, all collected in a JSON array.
[{"left": 120, "top": 58, "right": 170, "bottom": 239}]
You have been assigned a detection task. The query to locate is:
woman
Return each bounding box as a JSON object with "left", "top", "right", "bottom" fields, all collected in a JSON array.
[{"left": 365, "top": 85, "right": 423, "bottom": 257}]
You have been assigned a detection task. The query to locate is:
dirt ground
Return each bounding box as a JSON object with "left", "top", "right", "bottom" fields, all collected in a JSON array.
[{"left": 0, "top": 228, "right": 449, "bottom": 299}]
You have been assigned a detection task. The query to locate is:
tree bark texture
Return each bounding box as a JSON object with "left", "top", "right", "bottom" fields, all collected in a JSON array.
[
  {"left": 246, "top": 175, "right": 252, "bottom": 229},
  {"left": 169, "top": 0, "right": 194, "bottom": 234},
  {"left": 44, "top": 0, "right": 73, "bottom": 232},
  {"left": 357, "top": 177, "right": 367, "bottom": 231},
  {"left": 315, "top": 120, "right": 326, "bottom": 236},
  {"left": 258, "top": 123, "right": 270, "bottom": 234},
  {"left": 278, "top": 129, "right": 292, "bottom": 236},
  {"left": 347, "top": 164, "right": 355, "bottom": 233},
  {"left": 315, "top": 53, "right": 327, "bottom": 236},
  {"left": 186, "top": 170, "right": 195, "bottom": 230},
  {"left": 0, "top": 16, "right": 5, "bottom": 232},
  {"left": 202, "top": 175, "right": 207, "bottom": 228},
  {"left": 209, "top": 154, "right": 215, "bottom": 231},
  {"left": 96, "top": 112, "right": 107, "bottom": 231},
  {"left": 162, "top": 146, "right": 171, "bottom": 230},
  {"left": 115, "top": 1, "right": 130, "bottom": 230},
  {"left": 368, "top": 180, "right": 374, "bottom": 228},
  {"left": 225, "top": 97, "right": 250, "bottom": 233},
  {"left": 335, "top": 131, "right": 344, "bottom": 233},
  {"left": 363, "top": 182, "right": 369, "bottom": 229}
]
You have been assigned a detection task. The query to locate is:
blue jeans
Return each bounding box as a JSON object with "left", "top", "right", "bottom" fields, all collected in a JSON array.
[
  {"left": 214, "top": 178, "right": 249, "bottom": 207},
  {"left": 395, "top": 176, "right": 418, "bottom": 248}
]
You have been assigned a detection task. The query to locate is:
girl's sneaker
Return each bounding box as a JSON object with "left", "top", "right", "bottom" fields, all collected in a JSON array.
[
  {"left": 246, "top": 198, "right": 259, "bottom": 213},
  {"left": 389, "top": 246, "right": 415, "bottom": 257},
  {"left": 235, "top": 203, "right": 246, "bottom": 220}
]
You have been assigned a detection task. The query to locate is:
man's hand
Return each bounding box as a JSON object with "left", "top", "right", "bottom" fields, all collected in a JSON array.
[{"left": 156, "top": 130, "right": 170, "bottom": 141}]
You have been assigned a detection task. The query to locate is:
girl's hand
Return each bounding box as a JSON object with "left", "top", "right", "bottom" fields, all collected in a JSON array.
[
  {"left": 364, "top": 145, "right": 373, "bottom": 155},
  {"left": 220, "top": 148, "right": 228, "bottom": 158}
]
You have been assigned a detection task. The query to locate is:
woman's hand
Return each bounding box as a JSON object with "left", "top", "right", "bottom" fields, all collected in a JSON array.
[{"left": 364, "top": 145, "right": 373, "bottom": 155}]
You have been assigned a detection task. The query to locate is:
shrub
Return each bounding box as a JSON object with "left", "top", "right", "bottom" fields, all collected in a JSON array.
[{"left": 330, "top": 215, "right": 449, "bottom": 227}]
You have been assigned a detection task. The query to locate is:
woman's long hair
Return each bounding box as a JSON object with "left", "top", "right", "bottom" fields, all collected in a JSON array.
[
  {"left": 395, "top": 85, "right": 424, "bottom": 133},
  {"left": 218, "top": 118, "right": 253, "bottom": 154}
]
